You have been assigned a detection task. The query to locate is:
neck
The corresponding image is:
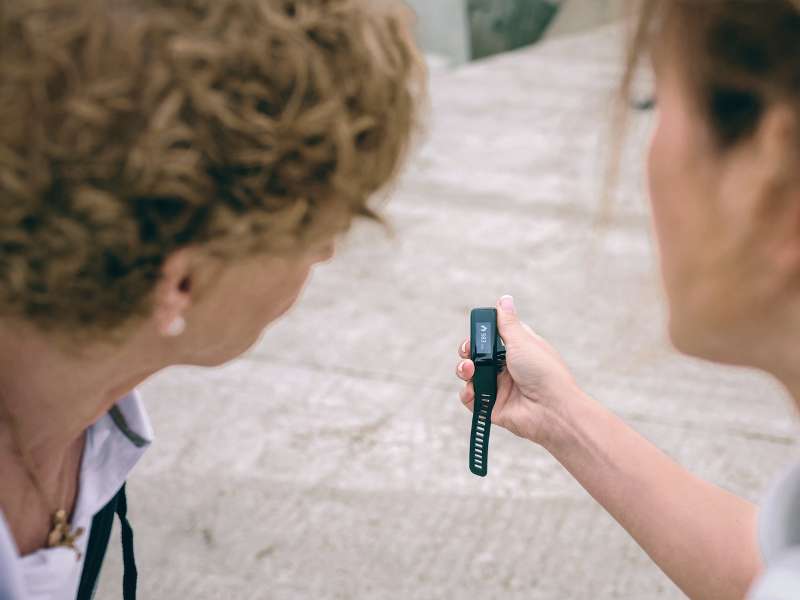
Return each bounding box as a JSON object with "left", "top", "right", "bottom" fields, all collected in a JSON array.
[{"left": 0, "top": 321, "right": 166, "bottom": 485}]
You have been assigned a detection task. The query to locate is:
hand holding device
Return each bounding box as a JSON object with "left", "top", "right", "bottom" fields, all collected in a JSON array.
[{"left": 457, "top": 297, "right": 584, "bottom": 462}]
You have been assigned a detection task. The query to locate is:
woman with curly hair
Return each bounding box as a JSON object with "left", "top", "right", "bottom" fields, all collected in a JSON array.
[
  {"left": 0, "top": 0, "right": 424, "bottom": 598},
  {"left": 455, "top": 1, "right": 800, "bottom": 599}
]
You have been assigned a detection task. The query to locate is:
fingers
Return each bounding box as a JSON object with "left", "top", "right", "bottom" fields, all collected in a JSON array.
[
  {"left": 459, "top": 381, "right": 474, "bottom": 411},
  {"left": 457, "top": 338, "right": 475, "bottom": 410},
  {"left": 456, "top": 358, "right": 474, "bottom": 381},
  {"left": 456, "top": 338, "right": 474, "bottom": 381},
  {"left": 521, "top": 322, "right": 543, "bottom": 341}
]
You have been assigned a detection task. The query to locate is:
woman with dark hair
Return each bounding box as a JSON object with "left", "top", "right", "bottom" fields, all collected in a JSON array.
[
  {"left": 455, "top": 2, "right": 800, "bottom": 599},
  {"left": 0, "top": 1, "right": 424, "bottom": 598}
]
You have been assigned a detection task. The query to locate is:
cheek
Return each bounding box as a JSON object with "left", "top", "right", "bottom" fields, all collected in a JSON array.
[
  {"left": 646, "top": 101, "right": 709, "bottom": 342},
  {"left": 647, "top": 115, "right": 683, "bottom": 276},
  {"left": 259, "top": 263, "right": 313, "bottom": 320}
]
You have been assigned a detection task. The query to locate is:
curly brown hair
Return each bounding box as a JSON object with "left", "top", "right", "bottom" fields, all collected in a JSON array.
[{"left": 0, "top": 0, "right": 425, "bottom": 338}]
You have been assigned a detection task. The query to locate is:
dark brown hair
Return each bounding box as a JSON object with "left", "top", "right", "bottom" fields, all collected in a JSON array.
[
  {"left": 0, "top": 0, "right": 425, "bottom": 338},
  {"left": 621, "top": 0, "right": 800, "bottom": 150}
]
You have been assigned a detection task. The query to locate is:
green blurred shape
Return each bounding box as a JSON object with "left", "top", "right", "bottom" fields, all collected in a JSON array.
[{"left": 467, "top": 0, "right": 560, "bottom": 60}]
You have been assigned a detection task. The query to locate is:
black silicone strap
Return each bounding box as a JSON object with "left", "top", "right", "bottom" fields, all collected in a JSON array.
[{"left": 469, "top": 365, "right": 497, "bottom": 477}]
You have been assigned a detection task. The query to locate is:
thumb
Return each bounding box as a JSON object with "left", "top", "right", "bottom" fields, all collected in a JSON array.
[{"left": 496, "top": 294, "right": 524, "bottom": 345}]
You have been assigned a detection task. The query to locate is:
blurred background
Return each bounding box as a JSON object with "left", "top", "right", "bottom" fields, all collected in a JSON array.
[
  {"left": 97, "top": 1, "right": 799, "bottom": 599},
  {"left": 408, "top": 0, "right": 625, "bottom": 65}
]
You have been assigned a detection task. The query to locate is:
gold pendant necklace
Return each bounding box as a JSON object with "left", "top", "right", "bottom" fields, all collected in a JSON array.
[
  {"left": 47, "top": 509, "right": 85, "bottom": 559},
  {"left": 0, "top": 394, "right": 85, "bottom": 561}
]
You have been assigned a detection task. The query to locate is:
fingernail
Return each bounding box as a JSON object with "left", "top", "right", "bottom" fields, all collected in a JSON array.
[
  {"left": 461, "top": 341, "right": 468, "bottom": 353},
  {"left": 500, "top": 294, "right": 515, "bottom": 314},
  {"left": 458, "top": 361, "right": 465, "bottom": 374}
]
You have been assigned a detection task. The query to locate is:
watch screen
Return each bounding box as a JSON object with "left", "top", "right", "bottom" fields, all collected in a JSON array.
[{"left": 475, "top": 322, "right": 492, "bottom": 355}]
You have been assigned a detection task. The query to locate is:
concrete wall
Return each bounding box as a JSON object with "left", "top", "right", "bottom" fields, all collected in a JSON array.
[
  {"left": 405, "top": 0, "right": 470, "bottom": 66},
  {"left": 467, "top": 0, "right": 560, "bottom": 60},
  {"left": 405, "top": 0, "right": 626, "bottom": 66}
]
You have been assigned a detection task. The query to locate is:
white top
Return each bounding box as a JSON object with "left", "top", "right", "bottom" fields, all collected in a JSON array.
[
  {"left": 0, "top": 391, "right": 153, "bottom": 600},
  {"left": 748, "top": 460, "right": 800, "bottom": 599}
]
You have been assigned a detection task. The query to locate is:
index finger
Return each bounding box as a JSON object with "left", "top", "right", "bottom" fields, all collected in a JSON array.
[{"left": 458, "top": 338, "right": 470, "bottom": 359}]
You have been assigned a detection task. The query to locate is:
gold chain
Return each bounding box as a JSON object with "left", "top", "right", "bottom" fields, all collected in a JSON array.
[{"left": 0, "top": 393, "right": 84, "bottom": 561}]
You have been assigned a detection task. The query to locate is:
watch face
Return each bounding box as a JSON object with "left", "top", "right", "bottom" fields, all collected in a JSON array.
[{"left": 475, "top": 321, "right": 493, "bottom": 355}]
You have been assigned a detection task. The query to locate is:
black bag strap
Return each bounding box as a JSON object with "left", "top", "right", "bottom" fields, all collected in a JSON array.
[
  {"left": 116, "top": 483, "right": 138, "bottom": 600},
  {"left": 75, "top": 483, "right": 138, "bottom": 600}
]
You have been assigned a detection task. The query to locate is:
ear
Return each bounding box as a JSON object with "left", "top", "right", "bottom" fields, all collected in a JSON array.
[{"left": 152, "top": 247, "right": 194, "bottom": 337}]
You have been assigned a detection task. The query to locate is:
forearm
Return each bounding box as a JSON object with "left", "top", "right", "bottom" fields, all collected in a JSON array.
[{"left": 542, "top": 392, "right": 763, "bottom": 600}]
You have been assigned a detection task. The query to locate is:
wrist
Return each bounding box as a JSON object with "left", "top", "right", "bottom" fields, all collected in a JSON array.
[{"left": 536, "top": 387, "right": 601, "bottom": 457}]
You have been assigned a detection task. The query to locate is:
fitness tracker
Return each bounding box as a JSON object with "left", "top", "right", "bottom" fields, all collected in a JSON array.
[{"left": 469, "top": 307, "right": 506, "bottom": 477}]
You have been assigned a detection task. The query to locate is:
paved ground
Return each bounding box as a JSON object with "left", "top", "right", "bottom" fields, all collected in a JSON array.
[{"left": 97, "top": 23, "right": 800, "bottom": 600}]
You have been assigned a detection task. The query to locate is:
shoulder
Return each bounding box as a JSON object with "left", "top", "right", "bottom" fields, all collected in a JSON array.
[
  {"left": 758, "top": 460, "right": 800, "bottom": 564},
  {"left": 748, "top": 461, "right": 800, "bottom": 599}
]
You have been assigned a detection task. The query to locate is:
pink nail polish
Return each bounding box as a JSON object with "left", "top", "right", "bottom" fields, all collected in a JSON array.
[{"left": 500, "top": 295, "right": 515, "bottom": 314}]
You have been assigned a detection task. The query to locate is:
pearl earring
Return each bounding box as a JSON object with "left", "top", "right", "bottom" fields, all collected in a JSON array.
[{"left": 165, "top": 316, "right": 186, "bottom": 337}]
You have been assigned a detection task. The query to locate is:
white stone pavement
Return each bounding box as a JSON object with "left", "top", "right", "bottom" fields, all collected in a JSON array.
[{"left": 96, "top": 23, "right": 800, "bottom": 600}]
